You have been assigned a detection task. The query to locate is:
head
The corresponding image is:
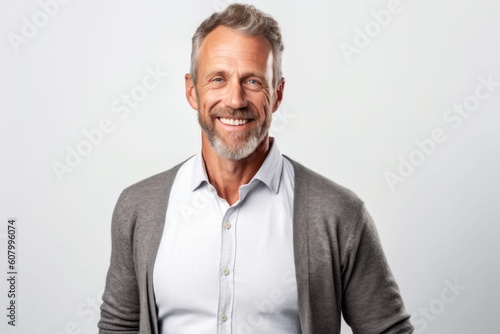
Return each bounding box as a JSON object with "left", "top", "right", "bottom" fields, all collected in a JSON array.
[
  {"left": 190, "top": 4, "right": 284, "bottom": 89},
  {"left": 185, "top": 4, "right": 285, "bottom": 161}
]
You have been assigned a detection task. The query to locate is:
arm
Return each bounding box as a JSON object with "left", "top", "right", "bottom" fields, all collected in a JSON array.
[
  {"left": 98, "top": 190, "right": 141, "bottom": 333},
  {"left": 341, "top": 205, "right": 414, "bottom": 333}
]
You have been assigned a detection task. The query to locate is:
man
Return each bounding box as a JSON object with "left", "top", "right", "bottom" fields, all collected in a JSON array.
[{"left": 99, "top": 4, "right": 413, "bottom": 334}]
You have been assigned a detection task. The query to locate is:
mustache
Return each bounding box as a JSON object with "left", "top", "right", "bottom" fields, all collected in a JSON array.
[{"left": 210, "top": 107, "right": 257, "bottom": 119}]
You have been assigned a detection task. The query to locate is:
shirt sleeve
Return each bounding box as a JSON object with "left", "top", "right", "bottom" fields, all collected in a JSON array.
[
  {"left": 341, "top": 205, "right": 414, "bottom": 333},
  {"left": 98, "top": 190, "right": 141, "bottom": 333}
]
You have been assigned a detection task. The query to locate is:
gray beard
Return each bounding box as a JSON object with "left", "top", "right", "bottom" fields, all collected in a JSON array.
[
  {"left": 197, "top": 104, "right": 271, "bottom": 161},
  {"left": 208, "top": 131, "right": 262, "bottom": 161}
]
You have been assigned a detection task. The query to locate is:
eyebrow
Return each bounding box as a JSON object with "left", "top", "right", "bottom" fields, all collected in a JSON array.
[{"left": 205, "top": 70, "right": 268, "bottom": 82}]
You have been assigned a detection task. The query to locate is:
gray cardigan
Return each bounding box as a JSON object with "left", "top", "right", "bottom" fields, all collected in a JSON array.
[{"left": 98, "top": 157, "right": 413, "bottom": 333}]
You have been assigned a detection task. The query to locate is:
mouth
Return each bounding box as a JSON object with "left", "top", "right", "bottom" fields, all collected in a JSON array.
[{"left": 218, "top": 117, "right": 251, "bottom": 126}]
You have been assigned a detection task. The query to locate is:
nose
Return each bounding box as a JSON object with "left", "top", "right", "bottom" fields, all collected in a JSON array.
[{"left": 223, "top": 82, "right": 247, "bottom": 110}]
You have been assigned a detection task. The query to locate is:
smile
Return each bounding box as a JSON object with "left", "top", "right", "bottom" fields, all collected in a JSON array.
[{"left": 219, "top": 118, "right": 250, "bottom": 126}]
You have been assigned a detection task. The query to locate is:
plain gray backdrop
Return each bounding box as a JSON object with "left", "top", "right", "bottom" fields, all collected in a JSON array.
[{"left": 1, "top": 0, "right": 499, "bottom": 333}]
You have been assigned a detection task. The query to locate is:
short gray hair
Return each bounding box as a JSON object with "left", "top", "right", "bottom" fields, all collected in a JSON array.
[{"left": 190, "top": 3, "right": 284, "bottom": 88}]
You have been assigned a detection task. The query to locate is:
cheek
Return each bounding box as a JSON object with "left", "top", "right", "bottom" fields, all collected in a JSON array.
[
  {"left": 261, "top": 89, "right": 273, "bottom": 105},
  {"left": 199, "top": 90, "right": 223, "bottom": 110},
  {"left": 250, "top": 90, "right": 273, "bottom": 108}
]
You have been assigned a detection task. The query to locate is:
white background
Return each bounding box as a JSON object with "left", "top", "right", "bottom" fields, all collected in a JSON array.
[{"left": 1, "top": 0, "right": 499, "bottom": 333}]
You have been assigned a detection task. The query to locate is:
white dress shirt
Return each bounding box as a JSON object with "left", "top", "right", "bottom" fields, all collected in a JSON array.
[{"left": 153, "top": 141, "right": 300, "bottom": 334}]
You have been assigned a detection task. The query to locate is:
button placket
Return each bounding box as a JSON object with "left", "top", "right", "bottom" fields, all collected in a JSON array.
[{"left": 217, "top": 207, "right": 238, "bottom": 333}]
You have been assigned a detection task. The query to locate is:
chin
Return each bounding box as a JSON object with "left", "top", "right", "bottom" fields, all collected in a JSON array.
[{"left": 212, "top": 136, "right": 261, "bottom": 161}]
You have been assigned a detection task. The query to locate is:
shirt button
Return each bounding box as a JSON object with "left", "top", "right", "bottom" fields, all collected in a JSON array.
[
  {"left": 222, "top": 267, "right": 230, "bottom": 275},
  {"left": 224, "top": 221, "right": 232, "bottom": 229},
  {"left": 220, "top": 313, "right": 228, "bottom": 322}
]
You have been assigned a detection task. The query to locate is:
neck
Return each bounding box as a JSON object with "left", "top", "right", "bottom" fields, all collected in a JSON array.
[{"left": 201, "top": 135, "right": 272, "bottom": 205}]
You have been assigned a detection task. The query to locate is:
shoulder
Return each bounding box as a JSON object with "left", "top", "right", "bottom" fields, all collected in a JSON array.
[
  {"left": 117, "top": 158, "right": 190, "bottom": 209},
  {"left": 284, "top": 155, "right": 365, "bottom": 220}
]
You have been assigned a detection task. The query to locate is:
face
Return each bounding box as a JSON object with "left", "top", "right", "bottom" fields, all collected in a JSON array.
[{"left": 185, "top": 26, "right": 284, "bottom": 160}]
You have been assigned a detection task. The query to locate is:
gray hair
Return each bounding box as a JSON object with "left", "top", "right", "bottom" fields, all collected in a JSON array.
[{"left": 190, "top": 3, "right": 284, "bottom": 88}]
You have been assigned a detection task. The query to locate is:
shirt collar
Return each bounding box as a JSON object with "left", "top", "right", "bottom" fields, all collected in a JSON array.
[{"left": 191, "top": 139, "right": 283, "bottom": 194}]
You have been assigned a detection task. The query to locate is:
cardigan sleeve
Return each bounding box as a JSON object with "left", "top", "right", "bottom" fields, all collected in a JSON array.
[
  {"left": 341, "top": 205, "right": 414, "bottom": 333},
  {"left": 98, "top": 190, "right": 141, "bottom": 333}
]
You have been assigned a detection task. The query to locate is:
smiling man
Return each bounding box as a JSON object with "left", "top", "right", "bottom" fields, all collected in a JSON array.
[
  {"left": 98, "top": 4, "right": 413, "bottom": 334},
  {"left": 187, "top": 24, "right": 282, "bottom": 205}
]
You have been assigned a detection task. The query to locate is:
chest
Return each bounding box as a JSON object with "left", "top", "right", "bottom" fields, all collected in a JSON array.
[{"left": 153, "top": 180, "right": 300, "bottom": 333}]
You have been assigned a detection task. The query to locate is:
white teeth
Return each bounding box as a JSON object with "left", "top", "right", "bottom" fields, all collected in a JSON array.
[{"left": 219, "top": 118, "right": 249, "bottom": 126}]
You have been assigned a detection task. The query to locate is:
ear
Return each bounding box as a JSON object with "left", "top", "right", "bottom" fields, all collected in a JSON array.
[
  {"left": 185, "top": 73, "right": 199, "bottom": 110},
  {"left": 272, "top": 77, "right": 285, "bottom": 112}
]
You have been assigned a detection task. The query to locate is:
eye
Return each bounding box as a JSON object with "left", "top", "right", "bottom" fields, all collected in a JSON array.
[
  {"left": 244, "top": 78, "right": 263, "bottom": 90},
  {"left": 212, "top": 77, "right": 224, "bottom": 83}
]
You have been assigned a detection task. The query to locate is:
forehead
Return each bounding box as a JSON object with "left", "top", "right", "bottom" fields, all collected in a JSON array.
[{"left": 198, "top": 26, "right": 273, "bottom": 73}]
